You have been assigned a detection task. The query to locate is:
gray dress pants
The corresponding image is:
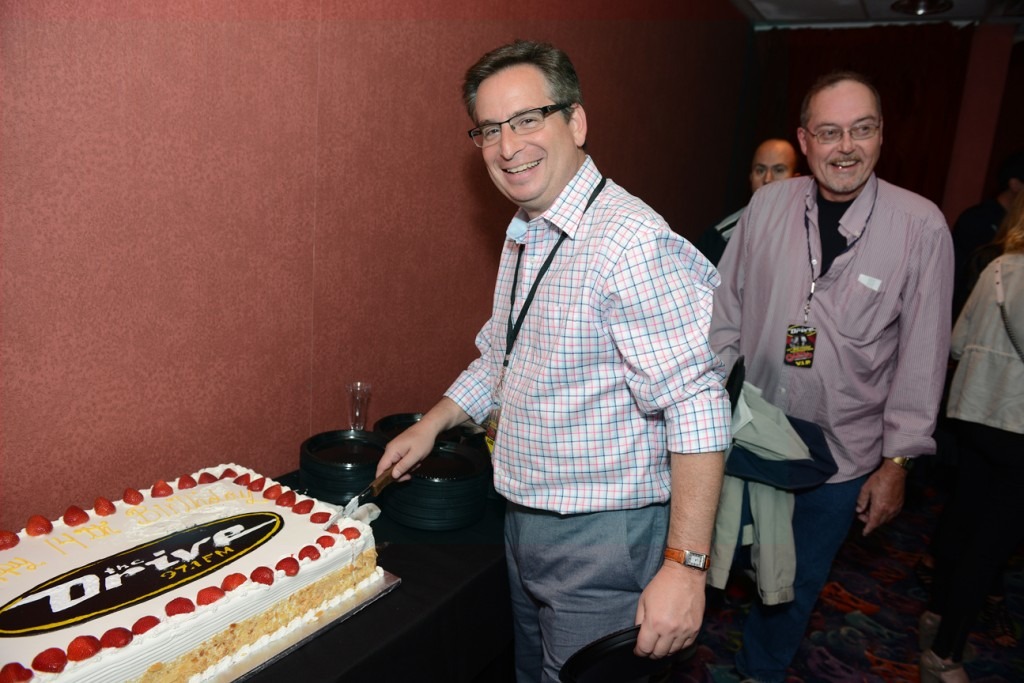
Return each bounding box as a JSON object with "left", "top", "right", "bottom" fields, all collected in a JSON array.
[{"left": 504, "top": 501, "right": 669, "bottom": 683}]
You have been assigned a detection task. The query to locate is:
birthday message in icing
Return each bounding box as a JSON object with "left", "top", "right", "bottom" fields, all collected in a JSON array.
[{"left": 124, "top": 488, "right": 265, "bottom": 528}]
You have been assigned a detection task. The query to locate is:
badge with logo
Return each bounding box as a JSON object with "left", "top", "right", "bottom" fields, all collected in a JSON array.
[
  {"left": 483, "top": 407, "right": 501, "bottom": 455},
  {"left": 784, "top": 324, "right": 817, "bottom": 367}
]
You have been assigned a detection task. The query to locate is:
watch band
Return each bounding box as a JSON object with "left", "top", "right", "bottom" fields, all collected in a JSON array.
[
  {"left": 664, "top": 547, "right": 710, "bottom": 571},
  {"left": 889, "top": 456, "right": 915, "bottom": 471}
]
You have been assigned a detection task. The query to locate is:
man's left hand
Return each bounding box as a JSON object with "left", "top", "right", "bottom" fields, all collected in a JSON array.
[
  {"left": 633, "top": 562, "right": 705, "bottom": 658},
  {"left": 855, "top": 460, "right": 907, "bottom": 535}
]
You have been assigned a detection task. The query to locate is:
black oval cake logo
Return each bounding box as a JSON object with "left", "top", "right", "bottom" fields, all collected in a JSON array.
[{"left": 0, "top": 512, "right": 282, "bottom": 636}]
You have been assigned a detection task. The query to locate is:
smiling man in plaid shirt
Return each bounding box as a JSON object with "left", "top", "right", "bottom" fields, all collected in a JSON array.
[{"left": 378, "top": 40, "right": 731, "bottom": 682}]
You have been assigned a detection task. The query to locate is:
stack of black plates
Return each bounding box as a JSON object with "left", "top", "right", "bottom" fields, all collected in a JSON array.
[
  {"left": 373, "top": 413, "right": 462, "bottom": 444},
  {"left": 380, "top": 441, "right": 491, "bottom": 531},
  {"left": 299, "top": 430, "right": 387, "bottom": 505}
]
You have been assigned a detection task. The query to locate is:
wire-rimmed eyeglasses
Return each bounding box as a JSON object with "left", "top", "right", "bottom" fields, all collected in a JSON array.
[
  {"left": 804, "top": 122, "right": 881, "bottom": 145},
  {"left": 468, "top": 103, "right": 572, "bottom": 148}
]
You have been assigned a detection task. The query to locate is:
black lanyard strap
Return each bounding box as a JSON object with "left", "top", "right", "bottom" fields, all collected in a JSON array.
[
  {"left": 504, "top": 176, "right": 606, "bottom": 366},
  {"left": 801, "top": 184, "right": 876, "bottom": 323}
]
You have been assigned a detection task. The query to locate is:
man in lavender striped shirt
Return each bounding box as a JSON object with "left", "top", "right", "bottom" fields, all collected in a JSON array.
[
  {"left": 711, "top": 71, "right": 954, "bottom": 682},
  {"left": 378, "top": 40, "right": 731, "bottom": 682}
]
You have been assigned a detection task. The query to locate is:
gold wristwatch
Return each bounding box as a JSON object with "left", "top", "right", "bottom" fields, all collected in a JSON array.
[{"left": 889, "top": 456, "right": 915, "bottom": 471}]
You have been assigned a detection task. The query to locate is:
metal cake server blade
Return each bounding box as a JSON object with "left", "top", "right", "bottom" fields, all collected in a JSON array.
[{"left": 322, "top": 469, "right": 394, "bottom": 530}]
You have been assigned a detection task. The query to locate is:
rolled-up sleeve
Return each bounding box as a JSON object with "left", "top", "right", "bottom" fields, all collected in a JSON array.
[
  {"left": 606, "top": 230, "right": 732, "bottom": 455},
  {"left": 882, "top": 217, "right": 953, "bottom": 459}
]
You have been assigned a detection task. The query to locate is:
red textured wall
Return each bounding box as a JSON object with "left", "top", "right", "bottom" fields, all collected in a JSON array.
[{"left": 0, "top": 1, "right": 748, "bottom": 530}]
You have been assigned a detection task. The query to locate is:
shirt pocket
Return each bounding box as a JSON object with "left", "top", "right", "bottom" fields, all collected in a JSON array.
[{"left": 831, "top": 274, "right": 899, "bottom": 343}]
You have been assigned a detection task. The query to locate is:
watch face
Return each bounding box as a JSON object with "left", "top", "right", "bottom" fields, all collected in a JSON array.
[{"left": 684, "top": 551, "right": 708, "bottom": 570}]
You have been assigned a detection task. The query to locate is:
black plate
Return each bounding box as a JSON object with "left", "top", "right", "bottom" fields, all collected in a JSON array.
[
  {"left": 373, "top": 413, "right": 425, "bottom": 440},
  {"left": 373, "top": 412, "right": 463, "bottom": 444},
  {"left": 411, "top": 442, "right": 489, "bottom": 482},
  {"left": 379, "top": 443, "right": 490, "bottom": 531},
  {"left": 559, "top": 626, "right": 695, "bottom": 683},
  {"left": 383, "top": 504, "right": 484, "bottom": 531},
  {"left": 384, "top": 472, "right": 486, "bottom": 503},
  {"left": 300, "top": 430, "right": 387, "bottom": 470},
  {"left": 299, "top": 459, "right": 375, "bottom": 479},
  {"left": 386, "top": 494, "right": 487, "bottom": 516}
]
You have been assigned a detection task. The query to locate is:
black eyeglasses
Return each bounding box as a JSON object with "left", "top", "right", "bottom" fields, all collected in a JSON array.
[{"left": 468, "top": 103, "right": 572, "bottom": 148}]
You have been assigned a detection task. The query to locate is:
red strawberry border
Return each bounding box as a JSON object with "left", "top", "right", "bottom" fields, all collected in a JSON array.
[{"left": 0, "top": 466, "right": 364, "bottom": 678}]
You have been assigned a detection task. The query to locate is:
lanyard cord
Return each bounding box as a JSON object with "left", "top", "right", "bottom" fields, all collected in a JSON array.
[
  {"left": 504, "top": 177, "right": 607, "bottom": 366},
  {"left": 801, "top": 185, "right": 876, "bottom": 323}
]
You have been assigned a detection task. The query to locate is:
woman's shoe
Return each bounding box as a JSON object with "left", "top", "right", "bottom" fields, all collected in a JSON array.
[
  {"left": 919, "top": 649, "right": 968, "bottom": 683},
  {"left": 917, "top": 612, "right": 976, "bottom": 660}
]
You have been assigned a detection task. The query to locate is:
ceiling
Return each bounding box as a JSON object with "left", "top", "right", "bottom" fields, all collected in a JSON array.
[{"left": 731, "top": 0, "right": 1024, "bottom": 30}]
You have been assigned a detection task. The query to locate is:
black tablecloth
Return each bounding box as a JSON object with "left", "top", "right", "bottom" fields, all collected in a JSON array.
[{"left": 243, "top": 475, "right": 514, "bottom": 683}]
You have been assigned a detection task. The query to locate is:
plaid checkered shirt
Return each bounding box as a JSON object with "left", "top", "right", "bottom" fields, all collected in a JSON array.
[{"left": 446, "top": 157, "right": 731, "bottom": 514}]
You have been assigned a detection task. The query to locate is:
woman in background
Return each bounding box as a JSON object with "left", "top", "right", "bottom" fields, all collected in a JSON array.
[{"left": 919, "top": 190, "right": 1024, "bottom": 682}]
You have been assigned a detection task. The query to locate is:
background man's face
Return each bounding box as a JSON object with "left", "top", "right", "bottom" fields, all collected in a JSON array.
[{"left": 749, "top": 140, "right": 798, "bottom": 193}]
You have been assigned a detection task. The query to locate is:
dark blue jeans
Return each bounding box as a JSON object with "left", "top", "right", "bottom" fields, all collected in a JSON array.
[{"left": 736, "top": 475, "right": 867, "bottom": 683}]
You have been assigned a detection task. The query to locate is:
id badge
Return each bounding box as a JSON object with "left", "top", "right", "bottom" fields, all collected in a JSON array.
[
  {"left": 483, "top": 406, "right": 501, "bottom": 454},
  {"left": 784, "top": 324, "right": 816, "bottom": 367}
]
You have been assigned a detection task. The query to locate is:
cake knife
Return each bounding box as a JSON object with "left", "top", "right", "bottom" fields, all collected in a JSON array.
[{"left": 322, "top": 469, "right": 395, "bottom": 530}]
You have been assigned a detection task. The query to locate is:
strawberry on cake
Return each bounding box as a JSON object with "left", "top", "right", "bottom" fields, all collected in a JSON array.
[{"left": 0, "top": 464, "right": 383, "bottom": 682}]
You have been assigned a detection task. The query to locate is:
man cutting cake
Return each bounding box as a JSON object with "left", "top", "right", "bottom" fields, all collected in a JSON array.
[{"left": 376, "top": 39, "right": 731, "bottom": 682}]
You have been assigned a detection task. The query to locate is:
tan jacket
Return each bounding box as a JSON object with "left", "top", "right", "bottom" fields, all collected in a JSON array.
[{"left": 947, "top": 254, "right": 1024, "bottom": 434}]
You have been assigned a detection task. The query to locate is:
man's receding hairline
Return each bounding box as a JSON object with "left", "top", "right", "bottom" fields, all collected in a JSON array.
[
  {"left": 801, "top": 75, "right": 882, "bottom": 128},
  {"left": 752, "top": 139, "right": 798, "bottom": 169}
]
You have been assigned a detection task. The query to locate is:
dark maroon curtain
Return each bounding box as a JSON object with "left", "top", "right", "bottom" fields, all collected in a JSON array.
[
  {"left": 733, "top": 23, "right": 973, "bottom": 209},
  {"left": 988, "top": 41, "right": 1024, "bottom": 196}
]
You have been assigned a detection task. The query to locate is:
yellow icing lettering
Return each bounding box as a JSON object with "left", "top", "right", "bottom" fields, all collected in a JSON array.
[
  {"left": 44, "top": 533, "right": 88, "bottom": 556},
  {"left": 158, "top": 549, "right": 226, "bottom": 581},
  {"left": 180, "top": 491, "right": 202, "bottom": 508},
  {"left": 159, "top": 495, "right": 195, "bottom": 515},
  {"left": 73, "top": 521, "right": 119, "bottom": 541},
  {"left": 125, "top": 506, "right": 163, "bottom": 525},
  {"left": 0, "top": 557, "right": 44, "bottom": 583}
]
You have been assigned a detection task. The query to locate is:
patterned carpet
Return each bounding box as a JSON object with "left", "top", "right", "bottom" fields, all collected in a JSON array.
[{"left": 671, "top": 463, "right": 1024, "bottom": 683}]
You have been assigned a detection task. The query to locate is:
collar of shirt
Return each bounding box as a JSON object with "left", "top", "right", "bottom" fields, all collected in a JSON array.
[
  {"left": 504, "top": 155, "right": 604, "bottom": 246},
  {"left": 804, "top": 173, "right": 879, "bottom": 243},
  {"left": 714, "top": 206, "right": 746, "bottom": 234}
]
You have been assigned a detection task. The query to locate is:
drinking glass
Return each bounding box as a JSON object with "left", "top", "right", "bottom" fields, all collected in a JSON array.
[{"left": 346, "top": 381, "right": 372, "bottom": 431}]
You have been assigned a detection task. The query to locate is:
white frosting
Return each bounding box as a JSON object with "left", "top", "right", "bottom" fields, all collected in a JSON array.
[
  {"left": 0, "top": 464, "right": 377, "bottom": 682},
  {"left": 186, "top": 567, "right": 384, "bottom": 683}
]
